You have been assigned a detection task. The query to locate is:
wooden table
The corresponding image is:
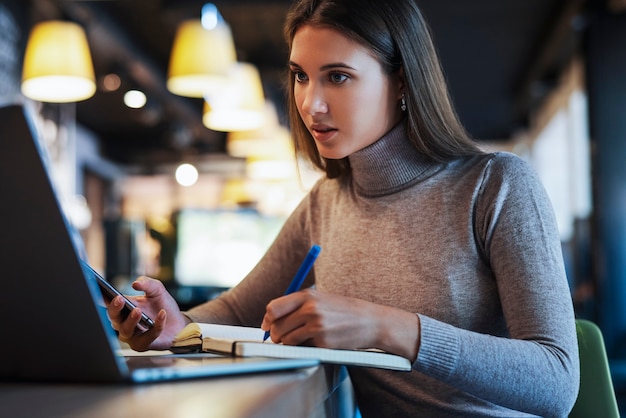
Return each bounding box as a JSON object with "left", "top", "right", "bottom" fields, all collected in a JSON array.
[{"left": 0, "top": 365, "right": 355, "bottom": 418}]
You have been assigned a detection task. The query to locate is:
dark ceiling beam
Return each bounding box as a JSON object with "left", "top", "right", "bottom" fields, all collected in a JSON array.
[{"left": 514, "top": 0, "right": 588, "bottom": 122}]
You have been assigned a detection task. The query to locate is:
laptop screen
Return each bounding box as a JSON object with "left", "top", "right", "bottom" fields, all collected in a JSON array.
[{"left": 0, "top": 104, "right": 129, "bottom": 381}]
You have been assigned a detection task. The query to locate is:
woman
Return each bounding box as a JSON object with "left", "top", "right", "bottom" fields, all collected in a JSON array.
[{"left": 109, "top": 0, "right": 579, "bottom": 416}]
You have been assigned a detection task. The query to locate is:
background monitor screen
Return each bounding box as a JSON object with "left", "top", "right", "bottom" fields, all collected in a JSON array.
[{"left": 174, "top": 208, "right": 286, "bottom": 288}]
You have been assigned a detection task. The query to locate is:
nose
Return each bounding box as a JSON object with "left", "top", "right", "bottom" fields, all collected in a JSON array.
[{"left": 300, "top": 83, "right": 328, "bottom": 115}]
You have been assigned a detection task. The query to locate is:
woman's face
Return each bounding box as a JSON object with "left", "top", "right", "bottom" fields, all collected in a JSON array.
[{"left": 290, "top": 25, "right": 404, "bottom": 160}]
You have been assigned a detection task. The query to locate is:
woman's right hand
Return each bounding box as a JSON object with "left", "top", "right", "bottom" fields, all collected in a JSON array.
[{"left": 106, "top": 276, "right": 189, "bottom": 351}]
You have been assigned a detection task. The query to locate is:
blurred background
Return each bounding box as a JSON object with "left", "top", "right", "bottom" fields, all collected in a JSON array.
[{"left": 1, "top": 0, "right": 626, "bottom": 408}]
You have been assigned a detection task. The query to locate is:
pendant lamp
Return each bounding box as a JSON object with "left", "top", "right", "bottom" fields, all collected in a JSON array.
[
  {"left": 167, "top": 18, "right": 237, "bottom": 98},
  {"left": 202, "top": 62, "right": 265, "bottom": 132},
  {"left": 21, "top": 21, "right": 96, "bottom": 103}
]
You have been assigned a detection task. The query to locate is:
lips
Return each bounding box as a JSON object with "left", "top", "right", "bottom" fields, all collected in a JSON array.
[{"left": 310, "top": 123, "right": 337, "bottom": 142}]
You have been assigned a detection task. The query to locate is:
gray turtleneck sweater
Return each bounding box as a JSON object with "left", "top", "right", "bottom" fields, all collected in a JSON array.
[{"left": 186, "top": 123, "right": 579, "bottom": 417}]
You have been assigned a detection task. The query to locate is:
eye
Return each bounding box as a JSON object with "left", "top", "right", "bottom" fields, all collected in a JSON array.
[
  {"left": 293, "top": 70, "right": 308, "bottom": 83},
  {"left": 329, "top": 72, "right": 349, "bottom": 84}
]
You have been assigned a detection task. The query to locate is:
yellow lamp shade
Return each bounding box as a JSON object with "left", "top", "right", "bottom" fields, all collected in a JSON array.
[
  {"left": 203, "top": 62, "right": 266, "bottom": 132},
  {"left": 167, "top": 19, "right": 237, "bottom": 98},
  {"left": 244, "top": 126, "right": 297, "bottom": 181},
  {"left": 226, "top": 101, "right": 282, "bottom": 157},
  {"left": 21, "top": 21, "right": 96, "bottom": 103}
]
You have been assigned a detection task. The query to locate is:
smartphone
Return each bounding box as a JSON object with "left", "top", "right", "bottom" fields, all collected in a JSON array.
[{"left": 81, "top": 261, "right": 155, "bottom": 332}]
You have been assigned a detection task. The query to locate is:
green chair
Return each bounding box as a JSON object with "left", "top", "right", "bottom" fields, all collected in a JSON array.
[{"left": 569, "top": 319, "right": 620, "bottom": 418}]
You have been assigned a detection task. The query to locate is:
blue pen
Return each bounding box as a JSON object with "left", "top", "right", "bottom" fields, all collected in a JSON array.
[{"left": 263, "top": 244, "right": 321, "bottom": 342}]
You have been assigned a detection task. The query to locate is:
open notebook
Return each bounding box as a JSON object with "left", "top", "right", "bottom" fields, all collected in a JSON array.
[
  {"left": 0, "top": 103, "right": 318, "bottom": 383},
  {"left": 172, "top": 323, "right": 412, "bottom": 371}
]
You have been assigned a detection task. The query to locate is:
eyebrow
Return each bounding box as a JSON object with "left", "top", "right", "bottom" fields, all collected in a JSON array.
[{"left": 289, "top": 61, "right": 356, "bottom": 71}]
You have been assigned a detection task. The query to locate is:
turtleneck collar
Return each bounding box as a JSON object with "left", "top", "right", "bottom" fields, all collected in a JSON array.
[{"left": 348, "top": 121, "right": 444, "bottom": 197}]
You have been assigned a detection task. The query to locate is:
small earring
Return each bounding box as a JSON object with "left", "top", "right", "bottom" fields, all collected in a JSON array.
[{"left": 400, "top": 94, "right": 407, "bottom": 112}]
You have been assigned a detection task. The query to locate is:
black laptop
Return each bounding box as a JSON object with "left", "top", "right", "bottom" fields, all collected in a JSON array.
[{"left": 0, "top": 103, "right": 318, "bottom": 383}]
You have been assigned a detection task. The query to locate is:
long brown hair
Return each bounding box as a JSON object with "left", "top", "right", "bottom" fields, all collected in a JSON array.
[{"left": 283, "top": 0, "right": 483, "bottom": 179}]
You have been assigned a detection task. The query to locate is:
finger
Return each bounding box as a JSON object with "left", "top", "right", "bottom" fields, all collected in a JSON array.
[
  {"left": 117, "top": 306, "right": 144, "bottom": 341},
  {"left": 263, "top": 291, "right": 307, "bottom": 327},
  {"left": 270, "top": 315, "right": 310, "bottom": 345},
  {"left": 132, "top": 276, "right": 165, "bottom": 298},
  {"left": 124, "top": 309, "right": 167, "bottom": 352},
  {"left": 263, "top": 293, "right": 314, "bottom": 343},
  {"left": 107, "top": 295, "right": 127, "bottom": 328},
  {"left": 280, "top": 324, "right": 316, "bottom": 346}
]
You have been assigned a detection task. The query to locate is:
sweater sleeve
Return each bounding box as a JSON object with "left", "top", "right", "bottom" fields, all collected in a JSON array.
[{"left": 414, "top": 153, "right": 579, "bottom": 417}]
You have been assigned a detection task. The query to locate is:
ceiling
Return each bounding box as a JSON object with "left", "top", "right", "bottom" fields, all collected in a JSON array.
[{"left": 21, "top": 0, "right": 588, "bottom": 169}]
